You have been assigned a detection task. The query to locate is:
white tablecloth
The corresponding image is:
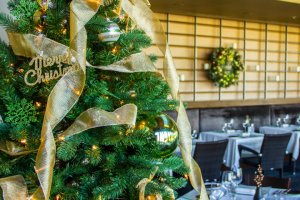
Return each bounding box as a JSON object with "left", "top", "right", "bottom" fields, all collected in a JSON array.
[
  {"left": 259, "top": 126, "right": 300, "bottom": 160},
  {"left": 177, "top": 187, "right": 300, "bottom": 200},
  {"left": 199, "top": 132, "right": 264, "bottom": 169}
]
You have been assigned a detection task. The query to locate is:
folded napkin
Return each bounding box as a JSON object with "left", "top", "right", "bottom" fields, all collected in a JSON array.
[
  {"left": 241, "top": 132, "right": 250, "bottom": 137},
  {"left": 227, "top": 130, "right": 237, "bottom": 134},
  {"left": 235, "top": 185, "right": 256, "bottom": 195}
]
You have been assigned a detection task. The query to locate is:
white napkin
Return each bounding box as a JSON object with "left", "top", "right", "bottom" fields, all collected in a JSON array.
[
  {"left": 235, "top": 185, "right": 256, "bottom": 195},
  {"left": 227, "top": 130, "right": 236, "bottom": 133}
]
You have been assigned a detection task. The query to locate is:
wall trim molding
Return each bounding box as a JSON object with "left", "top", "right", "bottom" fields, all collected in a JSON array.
[{"left": 187, "top": 98, "right": 300, "bottom": 108}]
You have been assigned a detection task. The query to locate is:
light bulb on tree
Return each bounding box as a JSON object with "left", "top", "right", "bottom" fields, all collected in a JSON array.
[
  {"left": 92, "top": 145, "right": 98, "bottom": 150},
  {"left": 20, "top": 139, "right": 27, "bottom": 145}
]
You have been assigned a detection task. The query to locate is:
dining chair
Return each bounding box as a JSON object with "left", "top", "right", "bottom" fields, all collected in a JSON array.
[
  {"left": 239, "top": 133, "right": 291, "bottom": 178},
  {"left": 193, "top": 139, "right": 229, "bottom": 181},
  {"left": 243, "top": 173, "right": 291, "bottom": 189},
  {"left": 174, "top": 139, "right": 228, "bottom": 196}
]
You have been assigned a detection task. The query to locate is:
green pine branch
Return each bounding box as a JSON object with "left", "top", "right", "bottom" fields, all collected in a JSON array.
[{"left": 0, "top": 13, "right": 20, "bottom": 32}]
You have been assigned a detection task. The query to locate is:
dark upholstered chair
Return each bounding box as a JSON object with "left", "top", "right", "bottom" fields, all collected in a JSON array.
[
  {"left": 239, "top": 133, "right": 291, "bottom": 178},
  {"left": 243, "top": 173, "right": 291, "bottom": 189},
  {"left": 193, "top": 139, "right": 229, "bottom": 181},
  {"left": 175, "top": 139, "right": 228, "bottom": 197}
]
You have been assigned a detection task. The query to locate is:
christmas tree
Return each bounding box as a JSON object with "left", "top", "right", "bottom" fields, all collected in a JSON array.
[{"left": 0, "top": 0, "right": 201, "bottom": 199}]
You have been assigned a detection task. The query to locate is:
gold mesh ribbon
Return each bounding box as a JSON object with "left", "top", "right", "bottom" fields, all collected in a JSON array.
[
  {"left": 7, "top": 32, "right": 155, "bottom": 73},
  {"left": 137, "top": 166, "right": 175, "bottom": 200},
  {"left": 58, "top": 104, "right": 137, "bottom": 139},
  {"left": 122, "top": 0, "right": 208, "bottom": 199},
  {"left": 136, "top": 166, "right": 159, "bottom": 200},
  {"left": 0, "top": 141, "right": 36, "bottom": 156},
  {"left": 0, "top": 176, "right": 28, "bottom": 200},
  {"left": 37, "top": 0, "right": 48, "bottom": 11},
  {"left": 33, "top": 0, "right": 103, "bottom": 199}
]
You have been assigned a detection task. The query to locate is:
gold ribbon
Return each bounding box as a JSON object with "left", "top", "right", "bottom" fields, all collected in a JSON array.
[
  {"left": 7, "top": 32, "right": 155, "bottom": 73},
  {"left": 122, "top": 0, "right": 208, "bottom": 199},
  {"left": 137, "top": 166, "right": 175, "bottom": 200},
  {"left": 58, "top": 104, "right": 137, "bottom": 139},
  {"left": 0, "top": 176, "right": 28, "bottom": 200},
  {"left": 136, "top": 166, "right": 158, "bottom": 200},
  {"left": 33, "top": 0, "right": 103, "bottom": 199},
  {"left": 88, "top": 52, "right": 156, "bottom": 73},
  {"left": 37, "top": 0, "right": 48, "bottom": 11},
  {"left": 0, "top": 141, "right": 36, "bottom": 156}
]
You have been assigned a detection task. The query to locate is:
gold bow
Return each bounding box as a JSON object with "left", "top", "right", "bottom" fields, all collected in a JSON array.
[{"left": 0, "top": 176, "right": 28, "bottom": 200}]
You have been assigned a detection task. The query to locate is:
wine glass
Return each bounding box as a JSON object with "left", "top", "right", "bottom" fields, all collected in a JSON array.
[
  {"left": 222, "top": 123, "right": 228, "bottom": 133},
  {"left": 242, "top": 122, "right": 248, "bottom": 133},
  {"left": 283, "top": 114, "right": 289, "bottom": 125},
  {"left": 232, "top": 167, "right": 243, "bottom": 191},
  {"left": 222, "top": 171, "right": 235, "bottom": 199},
  {"left": 209, "top": 185, "right": 227, "bottom": 200},
  {"left": 228, "top": 119, "right": 234, "bottom": 130},
  {"left": 276, "top": 118, "right": 282, "bottom": 127}
]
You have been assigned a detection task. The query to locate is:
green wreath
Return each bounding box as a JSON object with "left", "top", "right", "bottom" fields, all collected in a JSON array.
[{"left": 207, "top": 47, "right": 244, "bottom": 88}]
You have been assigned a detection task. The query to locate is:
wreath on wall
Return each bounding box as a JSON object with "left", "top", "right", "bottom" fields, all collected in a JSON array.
[{"left": 207, "top": 47, "right": 244, "bottom": 88}]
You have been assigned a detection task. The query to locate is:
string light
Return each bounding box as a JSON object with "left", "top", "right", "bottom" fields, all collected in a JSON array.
[
  {"left": 125, "top": 127, "right": 134, "bottom": 135},
  {"left": 35, "top": 24, "right": 44, "bottom": 33},
  {"left": 92, "top": 145, "right": 98, "bottom": 150},
  {"left": 112, "top": 46, "right": 118, "bottom": 54},
  {"left": 119, "top": 100, "right": 124, "bottom": 105},
  {"left": 145, "top": 195, "right": 156, "bottom": 200},
  {"left": 129, "top": 90, "right": 136, "bottom": 98},
  {"left": 74, "top": 90, "right": 81, "bottom": 96},
  {"left": 35, "top": 101, "right": 42, "bottom": 108},
  {"left": 55, "top": 194, "right": 62, "bottom": 200},
  {"left": 58, "top": 136, "right": 65, "bottom": 141},
  {"left": 61, "top": 28, "right": 67, "bottom": 35},
  {"left": 20, "top": 139, "right": 27, "bottom": 145},
  {"left": 18, "top": 68, "right": 24, "bottom": 73},
  {"left": 137, "top": 120, "right": 146, "bottom": 130},
  {"left": 9, "top": 63, "right": 14, "bottom": 67},
  {"left": 184, "top": 174, "right": 189, "bottom": 179}
]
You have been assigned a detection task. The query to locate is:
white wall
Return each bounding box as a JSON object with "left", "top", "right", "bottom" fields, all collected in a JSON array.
[{"left": 0, "top": 0, "right": 10, "bottom": 43}]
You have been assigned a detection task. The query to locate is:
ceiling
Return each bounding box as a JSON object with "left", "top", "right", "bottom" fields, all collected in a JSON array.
[{"left": 149, "top": 0, "right": 300, "bottom": 26}]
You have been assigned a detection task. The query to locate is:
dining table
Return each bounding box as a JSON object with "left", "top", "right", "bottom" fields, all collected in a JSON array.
[
  {"left": 198, "top": 131, "right": 264, "bottom": 169},
  {"left": 177, "top": 186, "right": 300, "bottom": 200}
]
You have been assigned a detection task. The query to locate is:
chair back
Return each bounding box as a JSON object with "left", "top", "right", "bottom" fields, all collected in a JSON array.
[
  {"left": 243, "top": 174, "right": 291, "bottom": 189},
  {"left": 260, "top": 133, "right": 291, "bottom": 170},
  {"left": 193, "top": 139, "right": 228, "bottom": 181}
]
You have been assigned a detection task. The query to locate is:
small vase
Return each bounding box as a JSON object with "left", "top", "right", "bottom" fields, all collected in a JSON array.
[{"left": 254, "top": 187, "right": 261, "bottom": 200}]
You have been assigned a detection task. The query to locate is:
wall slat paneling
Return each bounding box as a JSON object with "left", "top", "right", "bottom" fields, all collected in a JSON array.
[{"left": 143, "top": 13, "right": 300, "bottom": 105}]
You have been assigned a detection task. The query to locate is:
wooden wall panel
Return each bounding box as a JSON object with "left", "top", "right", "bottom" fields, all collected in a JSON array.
[{"left": 144, "top": 13, "right": 300, "bottom": 106}]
